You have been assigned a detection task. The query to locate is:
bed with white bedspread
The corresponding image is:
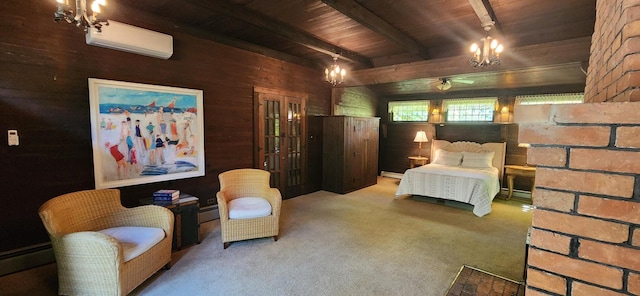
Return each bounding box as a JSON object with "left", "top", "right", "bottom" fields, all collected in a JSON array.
[{"left": 395, "top": 140, "right": 506, "bottom": 217}]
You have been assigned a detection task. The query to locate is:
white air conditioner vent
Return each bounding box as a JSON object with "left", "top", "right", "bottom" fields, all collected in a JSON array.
[{"left": 86, "top": 20, "right": 173, "bottom": 59}]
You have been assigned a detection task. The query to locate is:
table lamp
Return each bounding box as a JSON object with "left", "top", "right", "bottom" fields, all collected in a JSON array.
[
  {"left": 519, "top": 143, "right": 531, "bottom": 167},
  {"left": 414, "top": 131, "right": 428, "bottom": 157}
]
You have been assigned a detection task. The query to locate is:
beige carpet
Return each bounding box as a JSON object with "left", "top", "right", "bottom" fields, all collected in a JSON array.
[{"left": 0, "top": 177, "right": 532, "bottom": 296}]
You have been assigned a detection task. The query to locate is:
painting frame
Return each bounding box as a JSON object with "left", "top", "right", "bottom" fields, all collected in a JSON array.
[{"left": 88, "top": 78, "right": 205, "bottom": 189}]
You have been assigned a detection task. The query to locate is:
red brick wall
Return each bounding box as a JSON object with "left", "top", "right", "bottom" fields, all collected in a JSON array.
[
  {"left": 516, "top": 2, "right": 640, "bottom": 294},
  {"left": 584, "top": 0, "right": 640, "bottom": 102},
  {"left": 516, "top": 102, "right": 640, "bottom": 295}
]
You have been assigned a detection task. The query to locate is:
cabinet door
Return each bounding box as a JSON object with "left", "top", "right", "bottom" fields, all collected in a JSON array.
[
  {"left": 345, "top": 117, "right": 368, "bottom": 191},
  {"left": 364, "top": 118, "right": 379, "bottom": 186},
  {"left": 322, "top": 116, "right": 346, "bottom": 193}
]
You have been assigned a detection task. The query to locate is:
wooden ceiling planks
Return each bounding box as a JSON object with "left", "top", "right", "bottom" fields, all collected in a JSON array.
[
  {"left": 117, "top": 0, "right": 596, "bottom": 97},
  {"left": 321, "top": 0, "right": 431, "bottom": 59}
]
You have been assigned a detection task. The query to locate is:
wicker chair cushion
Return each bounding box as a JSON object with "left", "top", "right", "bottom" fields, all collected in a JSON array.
[
  {"left": 98, "top": 226, "right": 165, "bottom": 262},
  {"left": 228, "top": 197, "right": 272, "bottom": 219}
]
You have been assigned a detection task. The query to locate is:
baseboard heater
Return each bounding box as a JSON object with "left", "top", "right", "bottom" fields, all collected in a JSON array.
[
  {"left": 199, "top": 205, "right": 219, "bottom": 223},
  {"left": 0, "top": 243, "right": 54, "bottom": 277},
  {"left": 380, "top": 171, "right": 404, "bottom": 179},
  {"left": 86, "top": 20, "right": 173, "bottom": 59}
]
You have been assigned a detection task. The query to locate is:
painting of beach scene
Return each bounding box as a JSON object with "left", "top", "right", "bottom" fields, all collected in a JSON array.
[{"left": 88, "top": 78, "right": 205, "bottom": 189}]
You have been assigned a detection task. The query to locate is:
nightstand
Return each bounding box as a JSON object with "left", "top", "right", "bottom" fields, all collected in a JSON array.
[
  {"left": 408, "top": 156, "right": 429, "bottom": 168},
  {"left": 504, "top": 165, "right": 537, "bottom": 200},
  {"left": 140, "top": 194, "right": 200, "bottom": 250}
]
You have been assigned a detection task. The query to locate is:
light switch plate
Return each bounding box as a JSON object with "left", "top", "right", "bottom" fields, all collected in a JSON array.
[{"left": 8, "top": 130, "right": 19, "bottom": 146}]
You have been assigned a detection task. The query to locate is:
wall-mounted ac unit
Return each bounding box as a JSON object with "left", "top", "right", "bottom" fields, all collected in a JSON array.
[{"left": 86, "top": 20, "right": 173, "bottom": 59}]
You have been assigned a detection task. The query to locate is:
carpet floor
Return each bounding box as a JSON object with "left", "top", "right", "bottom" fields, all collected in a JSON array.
[{"left": 0, "top": 177, "right": 533, "bottom": 296}]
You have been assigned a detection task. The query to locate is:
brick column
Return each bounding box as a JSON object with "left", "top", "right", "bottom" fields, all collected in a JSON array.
[
  {"left": 516, "top": 1, "right": 640, "bottom": 294},
  {"left": 584, "top": 0, "right": 640, "bottom": 102},
  {"left": 516, "top": 102, "right": 640, "bottom": 295}
]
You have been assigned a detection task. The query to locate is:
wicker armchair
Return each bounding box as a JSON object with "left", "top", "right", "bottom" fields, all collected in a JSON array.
[
  {"left": 38, "top": 189, "right": 174, "bottom": 296},
  {"left": 217, "top": 169, "right": 282, "bottom": 249}
]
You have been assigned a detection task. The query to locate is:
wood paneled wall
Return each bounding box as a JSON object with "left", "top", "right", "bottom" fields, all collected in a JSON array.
[
  {"left": 332, "top": 87, "right": 379, "bottom": 117},
  {"left": 0, "top": 0, "right": 330, "bottom": 252}
]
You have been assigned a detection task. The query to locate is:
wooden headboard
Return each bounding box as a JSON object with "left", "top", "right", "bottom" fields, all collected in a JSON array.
[{"left": 430, "top": 140, "right": 507, "bottom": 182}]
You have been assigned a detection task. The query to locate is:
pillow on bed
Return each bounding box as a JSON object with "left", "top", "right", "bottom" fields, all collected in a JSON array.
[
  {"left": 431, "top": 150, "right": 463, "bottom": 166},
  {"left": 461, "top": 151, "right": 495, "bottom": 168}
]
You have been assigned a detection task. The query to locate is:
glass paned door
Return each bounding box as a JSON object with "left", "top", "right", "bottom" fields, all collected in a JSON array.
[
  {"left": 263, "top": 99, "right": 281, "bottom": 188},
  {"left": 254, "top": 88, "right": 306, "bottom": 198},
  {"left": 287, "top": 101, "right": 303, "bottom": 190}
]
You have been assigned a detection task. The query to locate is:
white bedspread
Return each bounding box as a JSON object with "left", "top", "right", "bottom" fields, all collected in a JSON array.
[{"left": 395, "top": 164, "right": 500, "bottom": 217}]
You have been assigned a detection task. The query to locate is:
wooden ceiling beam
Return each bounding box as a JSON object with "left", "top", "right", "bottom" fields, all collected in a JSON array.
[
  {"left": 365, "top": 63, "right": 586, "bottom": 97},
  {"left": 374, "top": 84, "right": 588, "bottom": 100},
  {"left": 321, "top": 0, "right": 431, "bottom": 60},
  {"left": 346, "top": 37, "right": 592, "bottom": 86},
  {"left": 186, "top": 0, "right": 373, "bottom": 67},
  {"left": 468, "top": 0, "right": 502, "bottom": 34}
]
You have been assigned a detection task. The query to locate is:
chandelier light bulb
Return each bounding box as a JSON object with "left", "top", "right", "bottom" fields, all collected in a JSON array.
[
  {"left": 470, "top": 43, "right": 478, "bottom": 53},
  {"left": 91, "top": 1, "right": 102, "bottom": 13},
  {"left": 490, "top": 38, "right": 498, "bottom": 49}
]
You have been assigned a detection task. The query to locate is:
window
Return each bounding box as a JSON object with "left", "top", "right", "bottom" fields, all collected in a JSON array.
[
  {"left": 443, "top": 98, "right": 497, "bottom": 122},
  {"left": 388, "top": 100, "right": 430, "bottom": 122},
  {"left": 515, "top": 93, "right": 584, "bottom": 105}
]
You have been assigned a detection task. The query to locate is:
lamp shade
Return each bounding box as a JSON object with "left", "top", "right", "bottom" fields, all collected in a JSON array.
[{"left": 414, "top": 131, "right": 428, "bottom": 143}]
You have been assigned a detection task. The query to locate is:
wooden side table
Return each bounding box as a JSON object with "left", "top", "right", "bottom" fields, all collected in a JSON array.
[
  {"left": 140, "top": 194, "right": 201, "bottom": 250},
  {"left": 408, "top": 156, "right": 429, "bottom": 168},
  {"left": 504, "top": 165, "right": 537, "bottom": 200}
]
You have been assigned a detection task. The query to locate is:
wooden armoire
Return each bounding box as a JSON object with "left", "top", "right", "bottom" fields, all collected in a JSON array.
[{"left": 322, "top": 116, "right": 380, "bottom": 194}]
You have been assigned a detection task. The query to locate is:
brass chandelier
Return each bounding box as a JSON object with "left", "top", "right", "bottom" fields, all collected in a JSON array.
[
  {"left": 54, "top": 0, "right": 108, "bottom": 32},
  {"left": 325, "top": 55, "right": 346, "bottom": 86},
  {"left": 469, "top": 25, "right": 503, "bottom": 67}
]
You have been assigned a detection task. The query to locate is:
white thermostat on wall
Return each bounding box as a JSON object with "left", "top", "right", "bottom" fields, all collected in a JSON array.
[{"left": 8, "top": 130, "right": 19, "bottom": 146}]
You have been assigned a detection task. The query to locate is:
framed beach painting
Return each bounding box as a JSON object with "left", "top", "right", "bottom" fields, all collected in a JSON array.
[{"left": 88, "top": 78, "right": 205, "bottom": 189}]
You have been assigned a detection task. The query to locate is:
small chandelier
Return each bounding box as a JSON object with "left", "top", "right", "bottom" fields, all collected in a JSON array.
[
  {"left": 469, "top": 25, "right": 504, "bottom": 67},
  {"left": 54, "top": 0, "right": 109, "bottom": 32},
  {"left": 325, "top": 55, "right": 346, "bottom": 86}
]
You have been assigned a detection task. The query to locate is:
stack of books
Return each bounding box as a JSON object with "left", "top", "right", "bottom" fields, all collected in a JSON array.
[{"left": 153, "top": 189, "right": 180, "bottom": 202}]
